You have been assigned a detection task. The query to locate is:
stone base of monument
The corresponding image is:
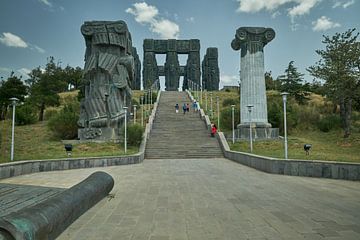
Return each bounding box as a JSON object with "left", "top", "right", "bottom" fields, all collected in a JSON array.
[
  {"left": 236, "top": 123, "right": 279, "bottom": 140},
  {"left": 78, "top": 127, "right": 122, "bottom": 142}
]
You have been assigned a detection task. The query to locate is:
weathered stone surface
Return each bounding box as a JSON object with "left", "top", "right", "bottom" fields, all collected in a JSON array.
[
  {"left": 164, "top": 52, "right": 180, "bottom": 91},
  {"left": 232, "top": 27, "right": 275, "bottom": 128},
  {"left": 202, "top": 48, "right": 219, "bottom": 91},
  {"left": 132, "top": 47, "right": 141, "bottom": 90},
  {"left": 143, "top": 39, "right": 200, "bottom": 91},
  {"left": 78, "top": 20, "right": 134, "bottom": 141}
]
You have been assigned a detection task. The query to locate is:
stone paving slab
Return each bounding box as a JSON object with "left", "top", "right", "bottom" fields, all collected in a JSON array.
[{"left": 0, "top": 158, "right": 359, "bottom": 240}]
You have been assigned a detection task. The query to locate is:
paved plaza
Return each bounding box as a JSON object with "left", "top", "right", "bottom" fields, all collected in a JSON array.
[{"left": 1, "top": 158, "right": 360, "bottom": 240}]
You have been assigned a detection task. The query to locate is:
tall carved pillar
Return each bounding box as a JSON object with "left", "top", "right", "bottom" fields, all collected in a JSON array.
[
  {"left": 164, "top": 52, "right": 180, "bottom": 91},
  {"left": 131, "top": 47, "right": 141, "bottom": 90},
  {"left": 202, "top": 48, "right": 219, "bottom": 91},
  {"left": 231, "top": 27, "right": 275, "bottom": 128},
  {"left": 143, "top": 39, "right": 159, "bottom": 89},
  {"left": 78, "top": 20, "right": 134, "bottom": 142},
  {"left": 143, "top": 51, "right": 158, "bottom": 89}
]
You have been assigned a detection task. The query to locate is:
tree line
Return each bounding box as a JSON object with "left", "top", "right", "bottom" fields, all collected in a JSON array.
[
  {"left": 264, "top": 28, "right": 360, "bottom": 138},
  {"left": 0, "top": 56, "right": 83, "bottom": 122}
]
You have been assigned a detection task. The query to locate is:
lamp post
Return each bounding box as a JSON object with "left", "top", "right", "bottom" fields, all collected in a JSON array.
[
  {"left": 231, "top": 105, "right": 235, "bottom": 144},
  {"left": 133, "top": 105, "right": 137, "bottom": 124},
  {"left": 216, "top": 96, "right": 220, "bottom": 130},
  {"left": 9, "top": 97, "right": 18, "bottom": 161},
  {"left": 247, "top": 105, "right": 254, "bottom": 153},
  {"left": 205, "top": 91, "right": 208, "bottom": 112},
  {"left": 150, "top": 88, "right": 153, "bottom": 108},
  {"left": 200, "top": 83, "right": 203, "bottom": 105},
  {"left": 238, "top": 74, "right": 241, "bottom": 123},
  {"left": 281, "top": 92, "right": 289, "bottom": 159},
  {"left": 210, "top": 92, "right": 213, "bottom": 119},
  {"left": 140, "top": 96, "right": 144, "bottom": 127},
  {"left": 123, "top": 107, "right": 128, "bottom": 154}
]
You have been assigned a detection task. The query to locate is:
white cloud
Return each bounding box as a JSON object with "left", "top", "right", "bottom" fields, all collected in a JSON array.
[
  {"left": 343, "top": 0, "right": 355, "bottom": 8},
  {"left": 125, "top": 2, "right": 158, "bottom": 24},
  {"left": 0, "top": 67, "right": 31, "bottom": 79},
  {"left": 32, "top": 45, "right": 46, "bottom": 54},
  {"left": 151, "top": 19, "right": 180, "bottom": 39},
  {"left": 333, "top": 0, "right": 355, "bottom": 8},
  {"left": 186, "top": 17, "right": 195, "bottom": 22},
  {"left": 0, "top": 32, "right": 45, "bottom": 53},
  {"left": 38, "top": 0, "right": 52, "bottom": 7},
  {"left": 17, "top": 68, "right": 31, "bottom": 77},
  {"left": 221, "top": 75, "right": 239, "bottom": 85},
  {"left": 0, "top": 32, "right": 28, "bottom": 48},
  {"left": 236, "top": 0, "right": 321, "bottom": 18},
  {"left": 271, "top": 11, "right": 281, "bottom": 18},
  {"left": 312, "top": 16, "right": 341, "bottom": 31},
  {"left": 126, "top": 2, "right": 180, "bottom": 39}
]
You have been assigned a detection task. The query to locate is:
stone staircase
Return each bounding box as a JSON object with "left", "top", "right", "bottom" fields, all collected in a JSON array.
[{"left": 145, "top": 91, "right": 223, "bottom": 159}]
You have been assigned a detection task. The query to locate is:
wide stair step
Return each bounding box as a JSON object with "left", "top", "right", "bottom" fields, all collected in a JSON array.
[{"left": 145, "top": 91, "right": 223, "bottom": 159}]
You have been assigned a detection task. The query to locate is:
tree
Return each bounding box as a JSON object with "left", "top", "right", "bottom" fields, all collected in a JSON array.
[
  {"left": 265, "top": 71, "right": 281, "bottom": 90},
  {"left": 63, "top": 66, "right": 83, "bottom": 90},
  {"left": 278, "top": 61, "right": 309, "bottom": 104},
  {"left": 27, "top": 57, "right": 68, "bottom": 121},
  {"left": 0, "top": 72, "right": 28, "bottom": 120},
  {"left": 308, "top": 29, "right": 360, "bottom": 138}
]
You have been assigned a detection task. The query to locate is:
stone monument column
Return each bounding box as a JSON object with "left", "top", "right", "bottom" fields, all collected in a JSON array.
[
  {"left": 164, "top": 51, "right": 180, "bottom": 91},
  {"left": 231, "top": 27, "right": 275, "bottom": 128}
]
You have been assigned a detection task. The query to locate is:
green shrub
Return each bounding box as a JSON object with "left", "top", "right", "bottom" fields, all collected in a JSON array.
[
  {"left": 267, "top": 95, "right": 282, "bottom": 128},
  {"left": 267, "top": 95, "right": 299, "bottom": 134},
  {"left": 222, "top": 98, "right": 238, "bottom": 107},
  {"left": 297, "top": 106, "right": 320, "bottom": 130},
  {"left": 139, "top": 91, "right": 158, "bottom": 105},
  {"left": 15, "top": 103, "right": 37, "bottom": 125},
  {"left": 47, "top": 101, "right": 80, "bottom": 139},
  {"left": 126, "top": 123, "right": 144, "bottom": 146},
  {"left": 317, "top": 114, "right": 341, "bottom": 132},
  {"left": 44, "top": 109, "right": 58, "bottom": 121},
  {"left": 220, "top": 106, "right": 240, "bottom": 131}
]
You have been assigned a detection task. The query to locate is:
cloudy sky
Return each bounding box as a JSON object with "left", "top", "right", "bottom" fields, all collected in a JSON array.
[{"left": 0, "top": 0, "right": 359, "bottom": 89}]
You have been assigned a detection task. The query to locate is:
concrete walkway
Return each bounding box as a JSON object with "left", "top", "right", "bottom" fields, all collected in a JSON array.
[{"left": 1, "top": 158, "right": 360, "bottom": 240}]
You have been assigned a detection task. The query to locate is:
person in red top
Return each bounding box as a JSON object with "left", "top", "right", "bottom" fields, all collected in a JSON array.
[{"left": 211, "top": 124, "right": 217, "bottom": 137}]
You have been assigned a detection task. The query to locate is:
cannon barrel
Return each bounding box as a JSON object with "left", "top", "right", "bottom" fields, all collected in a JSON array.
[{"left": 0, "top": 171, "right": 114, "bottom": 240}]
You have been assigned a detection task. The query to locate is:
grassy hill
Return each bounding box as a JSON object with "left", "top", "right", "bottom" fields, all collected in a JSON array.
[
  {"left": 192, "top": 88, "right": 360, "bottom": 163},
  {"left": 0, "top": 90, "right": 146, "bottom": 163}
]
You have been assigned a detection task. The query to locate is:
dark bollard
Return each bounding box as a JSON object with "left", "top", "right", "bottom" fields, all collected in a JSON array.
[{"left": 0, "top": 171, "right": 114, "bottom": 240}]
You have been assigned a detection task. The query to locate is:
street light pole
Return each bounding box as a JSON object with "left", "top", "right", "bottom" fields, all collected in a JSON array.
[
  {"left": 205, "top": 91, "right": 208, "bottom": 112},
  {"left": 281, "top": 92, "right": 289, "bottom": 159},
  {"left": 133, "top": 105, "right": 137, "bottom": 124},
  {"left": 123, "top": 107, "right": 128, "bottom": 154},
  {"left": 231, "top": 105, "right": 235, "bottom": 144},
  {"left": 140, "top": 96, "right": 144, "bottom": 127},
  {"left": 210, "top": 92, "right": 213, "bottom": 119},
  {"left": 10, "top": 97, "right": 18, "bottom": 161},
  {"left": 216, "top": 96, "right": 220, "bottom": 130},
  {"left": 247, "top": 105, "right": 254, "bottom": 153}
]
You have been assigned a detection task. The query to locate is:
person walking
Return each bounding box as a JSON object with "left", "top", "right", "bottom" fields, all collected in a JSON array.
[
  {"left": 183, "top": 103, "right": 187, "bottom": 114},
  {"left": 186, "top": 103, "right": 190, "bottom": 112},
  {"left": 211, "top": 123, "right": 217, "bottom": 137},
  {"left": 193, "top": 100, "right": 197, "bottom": 112},
  {"left": 175, "top": 103, "right": 179, "bottom": 113}
]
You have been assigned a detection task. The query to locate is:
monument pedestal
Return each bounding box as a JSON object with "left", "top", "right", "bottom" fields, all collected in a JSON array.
[
  {"left": 236, "top": 123, "right": 278, "bottom": 140},
  {"left": 78, "top": 127, "right": 122, "bottom": 142}
]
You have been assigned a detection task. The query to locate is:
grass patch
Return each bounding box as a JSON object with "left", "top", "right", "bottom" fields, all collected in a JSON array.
[
  {"left": 0, "top": 121, "right": 138, "bottom": 163},
  {"left": 229, "top": 130, "right": 360, "bottom": 163}
]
